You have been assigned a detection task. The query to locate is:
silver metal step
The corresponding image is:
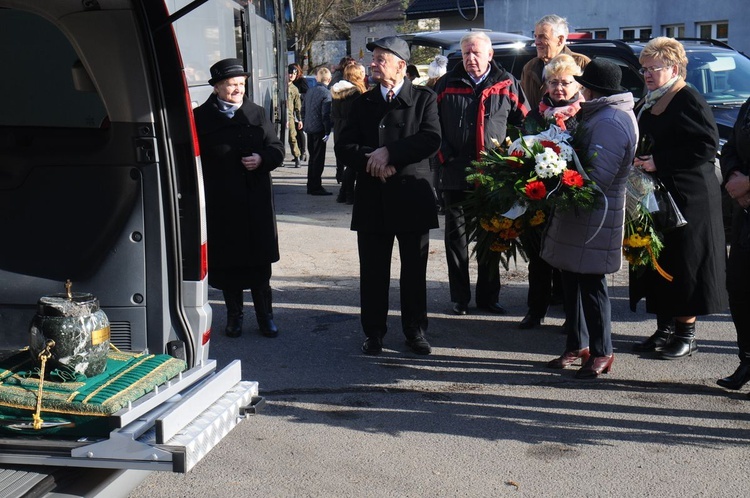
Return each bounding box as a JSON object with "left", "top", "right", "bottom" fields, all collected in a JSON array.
[{"left": 0, "top": 361, "right": 262, "bottom": 474}]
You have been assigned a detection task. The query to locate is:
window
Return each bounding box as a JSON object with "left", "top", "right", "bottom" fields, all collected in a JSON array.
[
  {"left": 663, "top": 24, "right": 685, "bottom": 38},
  {"left": 576, "top": 29, "right": 608, "bottom": 39},
  {"left": 621, "top": 27, "right": 652, "bottom": 41},
  {"left": 697, "top": 21, "right": 729, "bottom": 42},
  {"left": 0, "top": 9, "right": 106, "bottom": 127}
]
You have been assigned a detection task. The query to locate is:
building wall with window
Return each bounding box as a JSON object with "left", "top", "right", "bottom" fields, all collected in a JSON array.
[{"left": 484, "top": 0, "right": 749, "bottom": 54}]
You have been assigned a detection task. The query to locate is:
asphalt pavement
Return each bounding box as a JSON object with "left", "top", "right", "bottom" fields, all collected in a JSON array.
[{"left": 130, "top": 139, "right": 750, "bottom": 497}]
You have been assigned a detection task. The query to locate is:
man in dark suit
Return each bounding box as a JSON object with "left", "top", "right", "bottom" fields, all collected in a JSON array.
[{"left": 335, "top": 36, "right": 441, "bottom": 356}]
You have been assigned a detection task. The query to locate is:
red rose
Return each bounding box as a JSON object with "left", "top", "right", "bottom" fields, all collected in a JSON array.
[
  {"left": 510, "top": 149, "right": 525, "bottom": 158},
  {"left": 525, "top": 180, "right": 547, "bottom": 200},
  {"left": 562, "top": 169, "right": 584, "bottom": 188},
  {"left": 539, "top": 140, "right": 561, "bottom": 154}
]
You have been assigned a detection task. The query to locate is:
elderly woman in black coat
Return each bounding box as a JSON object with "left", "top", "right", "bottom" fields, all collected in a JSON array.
[
  {"left": 631, "top": 38, "right": 727, "bottom": 358},
  {"left": 193, "top": 58, "right": 285, "bottom": 338}
]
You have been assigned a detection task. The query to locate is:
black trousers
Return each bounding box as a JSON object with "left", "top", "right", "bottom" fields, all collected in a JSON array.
[
  {"left": 519, "top": 228, "right": 553, "bottom": 317},
  {"left": 357, "top": 230, "right": 430, "bottom": 340},
  {"left": 560, "top": 270, "right": 613, "bottom": 357},
  {"left": 727, "top": 235, "right": 750, "bottom": 363},
  {"left": 306, "top": 131, "right": 327, "bottom": 192},
  {"left": 443, "top": 189, "right": 500, "bottom": 306}
]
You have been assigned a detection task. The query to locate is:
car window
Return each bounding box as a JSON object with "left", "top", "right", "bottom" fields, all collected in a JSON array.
[
  {"left": 0, "top": 9, "right": 107, "bottom": 128},
  {"left": 686, "top": 50, "right": 750, "bottom": 104}
]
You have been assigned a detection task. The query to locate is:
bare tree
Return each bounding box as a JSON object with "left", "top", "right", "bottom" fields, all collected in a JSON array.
[
  {"left": 288, "top": 0, "right": 390, "bottom": 71},
  {"left": 287, "top": 0, "right": 338, "bottom": 71}
]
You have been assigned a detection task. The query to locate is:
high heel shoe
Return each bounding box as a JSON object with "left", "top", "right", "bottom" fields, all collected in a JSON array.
[
  {"left": 546, "top": 348, "right": 590, "bottom": 369},
  {"left": 575, "top": 354, "right": 614, "bottom": 379},
  {"left": 717, "top": 363, "right": 750, "bottom": 390}
]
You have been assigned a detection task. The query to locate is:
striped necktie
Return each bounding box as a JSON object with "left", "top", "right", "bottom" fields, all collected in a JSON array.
[{"left": 386, "top": 90, "right": 395, "bottom": 103}]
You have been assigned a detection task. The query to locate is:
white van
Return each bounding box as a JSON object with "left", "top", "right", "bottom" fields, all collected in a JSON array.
[{"left": 0, "top": 1, "right": 261, "bottom": 495}]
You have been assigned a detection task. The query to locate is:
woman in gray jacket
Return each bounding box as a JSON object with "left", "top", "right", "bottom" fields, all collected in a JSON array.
[{"left": 541, "top": 59, "right": 638, "bottom": 378}]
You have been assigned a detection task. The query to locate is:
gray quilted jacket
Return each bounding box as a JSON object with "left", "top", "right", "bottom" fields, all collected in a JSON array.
[{"left": 541, "top": 92, "right": 638, "bottom": 275}]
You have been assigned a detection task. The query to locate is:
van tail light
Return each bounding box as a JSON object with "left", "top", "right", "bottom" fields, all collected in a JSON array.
[
  {"left": 200, "top": 241, "right": 208, "bottom": 281},
  {"left": 202, "top": 327, "right": 211, "bottom": 346}
]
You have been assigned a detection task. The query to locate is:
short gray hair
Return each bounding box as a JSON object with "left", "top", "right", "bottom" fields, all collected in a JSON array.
[
  {"left": 460, "top": 31, "right": 493, "bottom": 49},
  {"left": 536, "top": 14, "right": 569, "bottom": 38}
]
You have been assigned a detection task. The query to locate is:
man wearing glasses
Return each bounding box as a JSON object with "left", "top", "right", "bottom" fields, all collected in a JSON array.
[{"left": 521, "top": 14, "right": 590, "bottom": 108}]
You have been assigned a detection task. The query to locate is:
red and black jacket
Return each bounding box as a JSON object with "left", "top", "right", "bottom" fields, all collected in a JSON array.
[{"left": 435, "top": 61, "right": 528, "bottom": 190}]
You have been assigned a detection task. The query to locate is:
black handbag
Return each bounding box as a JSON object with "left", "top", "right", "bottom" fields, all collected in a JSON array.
[{"left": 651, "top": 176, "right": 687, "bottom": 232}]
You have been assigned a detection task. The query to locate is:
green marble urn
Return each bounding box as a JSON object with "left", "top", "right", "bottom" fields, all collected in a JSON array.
[{"left": 29, "top": 281, "right": 110, "bottom": 379}]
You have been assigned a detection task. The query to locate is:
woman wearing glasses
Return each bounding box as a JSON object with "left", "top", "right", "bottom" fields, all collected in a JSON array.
[
  {"left": 519, "top": 54, "right": 584, "bottom": 331},
  {"left": 631, "top": 37, "right": 727, "bottom": 359}
]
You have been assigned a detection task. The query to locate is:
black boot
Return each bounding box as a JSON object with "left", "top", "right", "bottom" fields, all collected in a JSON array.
[
  {"left": 223, "top": 289, "right": 244, "bottom": 338},
  {"left": 253, "top": 286, "right": 278, "bottom": 337},
  {"left": 633, "top": 317, "right": 674, "bottom": 352},
  {"left": 659, "top": 321, "right": 697, "bottom": 359}
]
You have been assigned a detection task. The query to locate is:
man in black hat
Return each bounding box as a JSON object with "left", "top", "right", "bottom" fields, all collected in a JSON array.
[
  {"left": 335, "top": 36, "right": 441, "bottom": 355},
  {"left": 193, "top": 58, "right": 285, "bottom": 339},
  {"left": 542, "top": 58, "right": 638, "bottom": 378}
]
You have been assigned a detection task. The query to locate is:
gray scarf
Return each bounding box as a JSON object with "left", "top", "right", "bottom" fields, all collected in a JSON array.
[{"left": 637, "top": 75, "right": 679, "bottom": 119}]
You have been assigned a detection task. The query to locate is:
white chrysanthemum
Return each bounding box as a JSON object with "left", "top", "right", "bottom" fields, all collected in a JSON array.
[
  {"left": 534, "top": 148, "right": 564, "bottom": 178},
  {"left": 555, "top": 142, "right": 574, "bottom": 162}
]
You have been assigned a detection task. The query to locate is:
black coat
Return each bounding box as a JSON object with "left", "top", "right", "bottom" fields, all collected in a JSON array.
[
  {"left": 630, "top": 86, "right": 727, "bottom": 316},
  {"left": 335, "top": 79, "right": 441, "bottom": 233},
  {"left": 193, "top": 95, "right": 284, "bottom": 289}
]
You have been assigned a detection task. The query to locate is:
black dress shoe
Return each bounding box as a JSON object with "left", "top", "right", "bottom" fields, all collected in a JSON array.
[
  {"left": 717, "top": 363, "right": 750, "bottom": 390},
  {"left": 405, "top": 336, "right": 431, "bottom": 355},
  {"left": 259, "top": 318, "right": 279, "bottom": 338},
  {"left": 477, "top": 302, "right": 508, "bottom": 315},
  {"left": 452, "top": 303, "right": 468, "bottom": 315},
  {"left": 308, "top": 188, "right": 332, "bottom": 196},
  {"left": 519, "top": 312, "right": 543, "bottom": 329},
  {"left": 225, "top": 314, "right": 243, "bottom": 338},
  {"left": 362, "top": 337, "right": 383, "bottom": 355}
]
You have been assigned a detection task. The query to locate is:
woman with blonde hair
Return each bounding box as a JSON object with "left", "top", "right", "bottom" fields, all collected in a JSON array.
[
  {"left": 520, "top": 53, "right": 584, "bottom": 331},
  {"left": 331, "top": 63, "right": 367, "bottom": 204},
  {"left": 631, "top": 37, "right": 727, "bottom": 359}
]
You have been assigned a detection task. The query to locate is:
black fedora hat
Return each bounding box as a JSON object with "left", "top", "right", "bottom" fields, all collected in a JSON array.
[
  {"left": 208, "top": 58, "right": 250, "bottom": 85},
  {"left": 574, "top": 58, "right": 627, "bottom": 96},
  {"left": 366, "top": 36, "right": 410, "bottom": 62}
]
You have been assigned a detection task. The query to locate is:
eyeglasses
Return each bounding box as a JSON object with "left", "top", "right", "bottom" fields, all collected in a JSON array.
[
  {"left": 547, "top": 80, "right": 576, "bottom": 88},
  {"left": 638, "top": 66, "right": 668, "bottom": 75}
]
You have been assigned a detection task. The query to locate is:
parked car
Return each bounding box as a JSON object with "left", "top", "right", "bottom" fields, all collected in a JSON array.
[{"left": 404, "top": 28, "right": 531, "bottom": 55}]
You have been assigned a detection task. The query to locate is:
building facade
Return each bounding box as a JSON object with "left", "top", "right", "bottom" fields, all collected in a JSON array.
[{"left": 484, "top": 0, "right": 749, "bottom": 54}]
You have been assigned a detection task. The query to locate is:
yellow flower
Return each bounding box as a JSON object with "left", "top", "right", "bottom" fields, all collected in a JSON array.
[
  {"left": 625, "top": 234, "right": 651, "bottom": 248},
  {"left": 529, "top": 210, "right": 546, "bottom": 226},
  {"left": 490, "top": 240, "right": 510, "bottom": 252},
  {"left": 497, "top": 217, "right": 513, "bottom": 230}
]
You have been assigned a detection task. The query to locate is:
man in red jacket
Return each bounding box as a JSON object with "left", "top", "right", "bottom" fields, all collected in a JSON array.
[{"left": 434, "top": 31, "right": 528, "bottom": 316}]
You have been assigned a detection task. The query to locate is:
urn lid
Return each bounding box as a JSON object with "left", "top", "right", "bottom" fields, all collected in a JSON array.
[{"left": 36, "top": 281, "right": 100, "bottom": 317}]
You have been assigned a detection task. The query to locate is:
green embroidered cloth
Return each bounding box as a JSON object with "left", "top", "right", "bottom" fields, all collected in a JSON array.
[{"left": 0, "top": 349, "right": 186, "bottom": 436}]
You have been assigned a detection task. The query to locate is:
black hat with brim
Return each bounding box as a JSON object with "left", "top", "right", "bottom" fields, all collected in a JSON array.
[
  {"left": 574, "top": 58, "right": 627, "bottom": 96},
  {"left": 208, "top": 58, "right": 250, "bottom": 86},
  {"left": 366, "top": 36, "right": 410, "bottom": 62}
]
